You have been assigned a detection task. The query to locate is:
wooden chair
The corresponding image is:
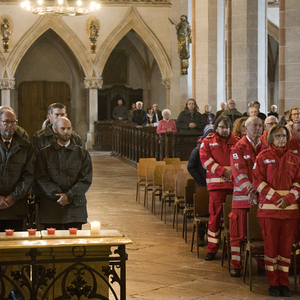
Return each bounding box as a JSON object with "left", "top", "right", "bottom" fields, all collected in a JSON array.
[
  {"left": 179, "top": 161, "right": 189, "bottom": 172},
  {"left": 243, "top": 204, "right": 264, "bottom": 291},
  {"left": 221, "top": 194, "right": 232, "bottom": 272},
  {"left": 161, "top": 168, "right": 176, "bottom": 223},
  {"left": 191, "top": 186, "right": 210, "bottom": 257},
  {"left": 144, "top": 161, "right": 165, "bottom": 208},
  {"left": 151, "top": 164, "right": 173, "bottom": 215},
  {"left": 173, "top": 172, "right": 193, "bottom": 231},
  {"left": 182, "top": 179, "right": 196, "bottom": 243},
  {"left": 163, "top": 157, "right": 180, "bottom": 165},
  {"left": 136, "top": 158, "right": 156, "bottom": 203}
]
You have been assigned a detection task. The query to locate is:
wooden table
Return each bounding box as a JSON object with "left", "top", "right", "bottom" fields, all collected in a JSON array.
[{"left": 0, "top": 230, "right": 132, "bottom": 300}]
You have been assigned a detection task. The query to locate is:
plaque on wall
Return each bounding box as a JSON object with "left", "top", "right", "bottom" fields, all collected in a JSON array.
[{"left": 103, "top": 51, "right": 128, "bottom": 85}]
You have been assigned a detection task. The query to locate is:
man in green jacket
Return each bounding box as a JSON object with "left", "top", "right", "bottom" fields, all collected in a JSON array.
[
  {"left": 0, "top": 108, "right": 34, "bottom": 231},
  {"left": 35, "top": 117, "right": 92, "bottom": 229}
]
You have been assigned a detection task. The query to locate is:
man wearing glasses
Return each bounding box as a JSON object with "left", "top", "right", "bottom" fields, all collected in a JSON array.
[
  {"left": 0, "top": 107, "right": 34, "bottom": 231},
  {"left": 260, "top": 116, "right": 278, "bottom": 144},
  {"left": 200, "top": 115, "right": 238, "bottom": 261}
]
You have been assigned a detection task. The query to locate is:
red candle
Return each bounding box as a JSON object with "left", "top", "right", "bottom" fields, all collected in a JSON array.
[
  {"left": 69, "top": 227, "right": 77, "bottom": 234},
  {"left": 47, "top": 228, "right": 56, "bottom": 234},
  {"left": 5, "top": 229, "right": 14, "bottom": 235},
  {"left": 28, "top": 229, "right": 36, "bottom": 235}
]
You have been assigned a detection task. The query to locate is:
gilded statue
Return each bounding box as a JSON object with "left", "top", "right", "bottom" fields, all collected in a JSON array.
[
  {"left": 0, "top": 18, "right": 11, "bottom": 53},
  {"left": 169, "top": 15, "right": 192, "bottom": 75},
  {"left": 86, "top": 17, "right": 100, "bottom": 54}
]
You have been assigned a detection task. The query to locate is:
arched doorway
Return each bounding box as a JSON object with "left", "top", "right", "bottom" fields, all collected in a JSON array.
[
  {"left": 100, "top": 29, "right": 165, "bottom": 119},
  {"left": 15, "top": 29, "right": 86, "bottom": 139}
]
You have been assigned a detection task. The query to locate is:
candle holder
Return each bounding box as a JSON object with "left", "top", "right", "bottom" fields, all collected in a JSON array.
[
  {"left": 69, "top": 227, "right": 77, "bottom": 234},
  {"left": 5, "top": 229, "right": 14, "bottom": 235},
  {"left": 90, "top": 221, "right": 101, "bottom": 235},
  {"left": 47, "top": 228, "right": 56, "bottom": 234},
  {"left": 28, "top": 229, "right": 36, "bottom": 235}
]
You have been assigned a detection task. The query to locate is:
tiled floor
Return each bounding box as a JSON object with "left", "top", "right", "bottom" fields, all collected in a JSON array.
[{"left": 84, "top": 152, "right": 299, "bottom": 299}]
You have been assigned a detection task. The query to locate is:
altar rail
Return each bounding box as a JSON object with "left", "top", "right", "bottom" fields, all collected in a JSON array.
[{"left": 110, "top": 121, "right": 202, "bottom": 162}]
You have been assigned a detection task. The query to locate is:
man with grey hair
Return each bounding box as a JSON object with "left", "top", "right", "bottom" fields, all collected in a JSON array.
[
  {"left": 229, "top": 116, "right": 267, "bottom": 277},
  {"left": 222, "top": 99, "right": 242, "bottom": 124},
  {"left": 35, "top": 117, "right": 92, "bottom": 230},
  {"left": 131, "top": 101, "right": 147, "bottom": 128},
  {"left": 216, "top": 102, "right": 225, "bottom": 119},
  {"left": 260, "top": 115, "right": 278, "bottom": 144},
  {"left": 0, "top": 107, "right": 34, "bottom": 231},
  {"left": 248, "top": 106, "right": 258, "bottom": 117}
]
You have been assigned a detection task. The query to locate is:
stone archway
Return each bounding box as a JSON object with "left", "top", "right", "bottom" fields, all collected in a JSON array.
[
  {"left": 94, "top": 6, "right": 172, "bottom": 81},
  {"left": 6, "top": 15, "right": 93, "bottom": 78}
]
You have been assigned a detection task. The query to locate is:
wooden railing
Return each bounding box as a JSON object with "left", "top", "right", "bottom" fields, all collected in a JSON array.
[{"left": 109, "top": 121, "right": 202, "bottom": 162}]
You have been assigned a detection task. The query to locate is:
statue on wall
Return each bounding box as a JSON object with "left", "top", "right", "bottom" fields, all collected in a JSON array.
[
  {"left": 0, "top": 16, "right": 12, "bottom": 53},
  {"left": 169, "top": 15, "right": 192, "bottom": 75},
  {"left": 86, "top": 17, "right": 100, "bottom": 54}
]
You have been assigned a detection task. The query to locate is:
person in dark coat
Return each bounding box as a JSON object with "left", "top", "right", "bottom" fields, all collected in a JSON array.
[
  {"left": 153, "top": 103, "right": 163, "bottom": 124},
  {"left": 0, "top": 108, "right": 35, "bottom": 231},
  {"left": 222, "top": 99, "right": 242, "bottom": 124},
  {"left": 112, "top": 99, "right": 128, "bottom": 120},
  {"left": 176, "top": 98, "right": 206, "bottom": 133},
  {"left": 33, "top": 103, "right": 82, "bottom": 153},
  {"left": 131, "top": 101, "right": 148, "bottom": 128},
  {"left": 35, "top": 117, "right": 93, "bottom": 229},
  {"left": 268, "top": 104, "right": 279, "bottom": 119}
]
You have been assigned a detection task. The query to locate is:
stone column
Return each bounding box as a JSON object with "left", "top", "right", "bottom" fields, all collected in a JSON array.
[
  {"left": 279, "top": 0, "right": 300, "bottom": 114},
  {"left": 84, "top": 77, "right": 103, "bottom": 150},
  {"left": 161, "top": 78, "right": 170, "bottom": 109},
  {"left": 230, "top": 0, "right": 267, "bottom": 113},
  {"left": 0, "top": 78, "right": 15, "bottom": 106},
  {"left": 193, "top": 0, "right": 219, "bottom": 112}
]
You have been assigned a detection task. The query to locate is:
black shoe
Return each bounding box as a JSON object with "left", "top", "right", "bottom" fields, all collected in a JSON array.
[
  {"left": 230, "top": 268, "right": 241, "bottom": 277},
  {"left": 204, "top": 252, "right": 215, "bottom": 261},
  {"left": 9, "top": 288, "right": 23, "bottom": 300},
  {"left": 269, "top": 286, "right": 280, "bottom": 297},
  {"left": 257, "top": 268, "right": 265, "bottom": 276},
  {"left": 279, "top": 285, "right": 292, "bottom": 297}
]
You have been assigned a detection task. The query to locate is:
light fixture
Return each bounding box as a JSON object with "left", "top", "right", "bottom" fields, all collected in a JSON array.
[{"left": 20, "top": 0, "right": 100, "bottom": 16}]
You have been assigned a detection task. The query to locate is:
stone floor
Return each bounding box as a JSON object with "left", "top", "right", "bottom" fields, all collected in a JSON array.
[{"left": 84, "top": 152, "right": 300, "bottom": 299}]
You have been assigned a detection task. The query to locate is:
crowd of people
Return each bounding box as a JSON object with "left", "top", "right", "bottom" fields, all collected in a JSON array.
[
  {"left": 0, "top": 103, "right": 93, "bottom": 234},
  {"left": 186, "top": 101, "right": 300, "bottom": 298}
]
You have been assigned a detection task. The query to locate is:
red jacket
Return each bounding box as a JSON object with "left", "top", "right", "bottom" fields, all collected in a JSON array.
[
  {"left": 259, "top": 130, "right": 267, "bottom": 144},
  {"left": 230, "top": 136, "right": 268, "bottom": 209},
  {"left": 200, "top": 132, "right": 238, "bottom": 191},
  {"left": 289, "top": 137, "right": 300, "bottom": 156},
  {"left": 252, "top": 146, "right": 300, "bottom": 219}
]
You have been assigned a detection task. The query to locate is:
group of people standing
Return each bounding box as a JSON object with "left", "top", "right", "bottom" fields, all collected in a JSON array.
[
  {"left": 0, "top": 103, "right": 92, "bottom": 234},
  {"left": 188, "top": 106, "right": 300, "bottom": 297}
]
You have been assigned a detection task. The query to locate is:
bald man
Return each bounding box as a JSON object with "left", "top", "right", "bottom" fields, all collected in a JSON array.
[
  {"left": 260, "top": 116, "right": 278, "bottom": 144},
  {"left": 35, "top": 117, "right": 92, "bottom": 230}
]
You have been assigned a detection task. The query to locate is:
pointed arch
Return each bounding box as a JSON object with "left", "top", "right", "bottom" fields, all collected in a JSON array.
[
  {"left": 95, "top": 6, "right": 172, "bottom": 80},
  {"left": 6, "top": 15, "right": 94, "bottom": 78}
]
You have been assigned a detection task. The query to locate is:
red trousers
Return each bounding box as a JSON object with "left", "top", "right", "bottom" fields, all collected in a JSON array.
[
  {"left": 207, "top": 189, "right": 232, "bottom": 254},
  {"left": 259, "top": 217, "right": 298, "bottom": 287},
  {"left": 230, "top": 208, "right": 264, "bottom": 270}
]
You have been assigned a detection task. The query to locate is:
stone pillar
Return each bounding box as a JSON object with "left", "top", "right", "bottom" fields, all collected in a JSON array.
[
  {"left": 0, "top": 78, "right": 15, "bottom": 106},
  {"left": 230, "top": 0, "right": 267, "bottom": 113},
  {"left": 84, "top": 77, "right": 103, "bottom": 150},
  {"left": 193, "top": 0, "right": 219, "bottom": 112},
  {"left": 161, "top": 78, "right": 170, "bottom": 109},
  {"left": 279, "top": 0, "right": 300, "bottom": 114}
]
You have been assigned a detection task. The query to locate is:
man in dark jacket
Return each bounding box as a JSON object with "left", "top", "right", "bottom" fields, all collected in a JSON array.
[
  {"left": 112, "top": 99, "right": 128, "bottom": 120},
  {"left": 176, "top": 98, "right": 206, "bottom": 133},
  {"left": 35, "top": 117, "right": 92, "bottom": 229},
  {"left": 131, "top": 101, "right": 148, "bottom": 128},
  {"left": 0, "top": 108, "right": 35, "bottom": 231},
  {"left": 33, "top": 103, "right": 82, "bottom": 153},
  {"left": 222, "top": 99, "right": 242, "bottom": 124}
]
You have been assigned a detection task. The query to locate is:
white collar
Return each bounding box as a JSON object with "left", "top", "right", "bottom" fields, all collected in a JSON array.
[
  {"left": 246, "top": 135, "right": 261, "bottom": 149},
  {"left": 57, "top": 139, "right": 70, "bottom": 148}
]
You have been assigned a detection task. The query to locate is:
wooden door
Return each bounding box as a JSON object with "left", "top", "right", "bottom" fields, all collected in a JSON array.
[{"left": 18, "top": 81, "right": 70, "bottom": 140}]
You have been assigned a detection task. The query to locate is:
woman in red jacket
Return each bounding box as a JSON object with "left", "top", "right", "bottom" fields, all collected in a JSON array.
[{"left": 253, "top": 125, "right": 300, "bottom": 297}]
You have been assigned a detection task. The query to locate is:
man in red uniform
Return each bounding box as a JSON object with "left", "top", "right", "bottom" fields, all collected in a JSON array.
[
  {"left": 229, "top": 116, "right": 267, "bottom": 277},
  {"left": 289, "top": 121, "right": 300, "bottom": 155},
  {"left": 200, "top": 115, "right": 238, "bottom": 261},
  {"left": 260, "top": 116, "right": 278, "bottom": 144}
]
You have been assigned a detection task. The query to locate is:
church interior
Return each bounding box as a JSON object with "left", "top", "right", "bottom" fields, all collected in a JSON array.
[{"left": 0, "top": 0, "right": 299, "bottom": 299}]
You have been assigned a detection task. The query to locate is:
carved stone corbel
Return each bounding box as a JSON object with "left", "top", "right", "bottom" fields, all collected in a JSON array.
[
  {"left": 0, "top": 78, "right": 15, "bottom": 90},
  {"left": 84, "top": 77, "right": 103, "bottom": 89},
  {"left": 161, "top": 78, "right": 170, "bottom": 89}
]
